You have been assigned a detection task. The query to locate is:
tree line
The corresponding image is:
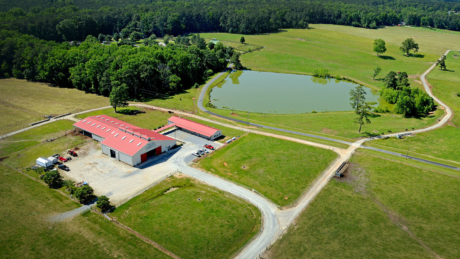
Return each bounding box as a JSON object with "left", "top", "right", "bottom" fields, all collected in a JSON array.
[
  {"left": 0, "top": 30, "right": 232, "bottom": 100},
  {"left": 2, "top": 0, "right": 460, "bottom": 43}
]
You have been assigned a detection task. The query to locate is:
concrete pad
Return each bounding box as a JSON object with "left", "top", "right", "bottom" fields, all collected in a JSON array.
[{"left": 62, "top": 143, "right": 178, "bottom": 205}]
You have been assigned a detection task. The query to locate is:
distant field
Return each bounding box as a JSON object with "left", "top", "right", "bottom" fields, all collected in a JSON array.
[
  {"left": 112, "top": 177, "right": 261, "bottom": 259},
  {"left": 0, "top": 79, "right": 109, "bottom": 135},
  {"left": 199, "top": 25, "right": 455, "bottom": 140},
  {"left": 268, "top": 152, "right": 460, "bottom": 258},
  {"left": 0, "top": 164, "right": 170, "bottom": 258},
  {"left": 197, "top": 134, "right": 337, "bottom": 206},
  {"left": 201, "top": 25, "right": 456, "bottom": 89}
]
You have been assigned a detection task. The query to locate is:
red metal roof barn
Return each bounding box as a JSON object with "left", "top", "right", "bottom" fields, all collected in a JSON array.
[{"left": 74, "top": 115, "right": 176, "bottom": 166}]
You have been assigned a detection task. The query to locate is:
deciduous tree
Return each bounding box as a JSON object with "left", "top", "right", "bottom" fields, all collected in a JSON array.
[
  {"left": 373, "top": 39, "right": 386, "bottom": 56},
  {"left": 372, "top": 66, "right": 381, "bottom": 80},
  {"left": 96, "top": 196, "right": 112, "bottom": 212},
  {"left": 43, "top": 170, "right": 63, "bottom": 188},
  {"left": 400, "top": 38, "right": 419, "bottom": 56},
  {"left": 110, "top": 83, "right": 130, "bottom": 113}
]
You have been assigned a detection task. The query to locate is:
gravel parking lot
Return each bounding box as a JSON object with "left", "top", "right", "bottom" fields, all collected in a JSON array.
[
  {"left": 62, "top": 143, "right": 178, "bottom": 205},
  {"left": 61, "top": 131, "right": 223, "bottom": 205}
]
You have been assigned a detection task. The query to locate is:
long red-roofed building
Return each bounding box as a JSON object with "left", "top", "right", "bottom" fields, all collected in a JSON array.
[
  {"left": 73, "top": 115, "right": 176, "bottom": 166},
  {"left": 163, "top": 116, "right": 222, "bottom": 140}
]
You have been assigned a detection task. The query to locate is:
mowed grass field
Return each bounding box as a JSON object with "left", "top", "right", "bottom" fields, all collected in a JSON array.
[
  {"left": 197, "top": 134, "right": 337, "bottom": 206},
  {"left": 0, "top": 79, "right": 109, "bottom": 135},
  {"left": 0, "top": 164, "right": 170, "bottom": 258},
  {"left": 199, "top": 25, "right": 458, "bottom": 140},
  {"left": 268, "top": 152, "right": 460, "bottom": 259},
  {"left": 111, "top": 177, "right": 261, "bottom": 259}
]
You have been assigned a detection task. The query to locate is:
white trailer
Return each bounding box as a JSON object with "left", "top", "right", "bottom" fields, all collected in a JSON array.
[
  {"left": 36, "top": 157, "right": 53, "bottom": 167},
  {"left": 47, "top": 156, "right": 58, "bottom": 164}
]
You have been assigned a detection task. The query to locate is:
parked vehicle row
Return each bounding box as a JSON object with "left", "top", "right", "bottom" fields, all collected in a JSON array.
[
  {"left": 192, "top": 144, "right": 215, "bottom": 157},
  {"left": 35, "top": 149, "right": 78, "bottom": 172}
]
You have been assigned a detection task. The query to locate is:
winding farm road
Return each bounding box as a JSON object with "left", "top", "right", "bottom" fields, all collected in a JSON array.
[{"left": 3, "top": 52, "right": 456, "bottom": 258}]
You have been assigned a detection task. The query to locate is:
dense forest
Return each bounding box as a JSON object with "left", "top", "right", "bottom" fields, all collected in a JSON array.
[
  {"left": 0, "top": 30, "right": 230, "bottom": 99},
  {"left": 1, "top": 0, "right": 460, "bottom": 42},
  {"left": 1, "top": 0, "right": 460, "bottom": 100}
]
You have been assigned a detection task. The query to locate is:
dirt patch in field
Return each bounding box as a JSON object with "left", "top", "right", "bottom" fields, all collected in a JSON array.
[
  {"left": 335, "top": 162, "right": 369, "bottom": 196},
  {"left": 295, "top": 38, "right": 306, "bottom": 41},
  {"left": 321, "top": 128, "right": 339, "bottom": 135},
  {"left": 230, "top": 113, "right": 239, "bottom": 117}
]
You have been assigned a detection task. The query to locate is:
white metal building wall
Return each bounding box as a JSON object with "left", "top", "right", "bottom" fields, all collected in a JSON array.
[
  {"left": 101, "top": 144, "right": 109, "bottom": 155},
  {"left": 119, "top": 152, "right": 133, "bottom": 166},
  {"left": 92, "top": 134, "right": 104, "bottom": 142}
]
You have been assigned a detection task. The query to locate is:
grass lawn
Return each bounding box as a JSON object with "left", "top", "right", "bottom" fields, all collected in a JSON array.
[
  {"left": 268, "top": 152, "right": 460, "bottom": 258},
  {"left": 197, "top": 134, "right": 337, "bottom": 206},
  {"left": 0, "top": 120, "right": 76, "bottom": 157},
  {"left": 0, "top": 164, "right": 170, "bottom": 258},
  {"left": 111, "top": 177, "right": 261, "bottom": 259},
  {"left": 76, "top": 107, "right": 172, "bottom": 130}
]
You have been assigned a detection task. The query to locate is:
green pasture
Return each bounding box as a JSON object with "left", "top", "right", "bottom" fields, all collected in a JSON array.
[
  {"left": 111, "top": 177, "right": 261, "bottom": 259},
  {"left": 201, "top": 25, "right": 455, "bottom": 88},
  {"left": 197, "top": 134, "right": 337, "bottom": 206},
  {"left": 269, "top": 152, "right": 460, "bottom": 258},
  {"left": 0, "top": 120, "right": 76, "bottom": 157},
  {"left": 0, "top": 164, "right": 169, "bottom": 258},
  {"left": 0, "top": 102, "right": 43, "bottom": 135}
]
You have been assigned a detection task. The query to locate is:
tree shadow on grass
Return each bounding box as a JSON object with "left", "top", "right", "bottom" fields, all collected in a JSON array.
[
  {"left": 408, "top": 53, "right": 425, "bottom": 58},
  {"left": 362, "top": 132, "right": 383, "bottom": 137},
  {"left": 369, "top": 113, "right": 381, "bottom": 118},
  {"left": 378, "top": 55, "right": 395, "bottom": 60}
]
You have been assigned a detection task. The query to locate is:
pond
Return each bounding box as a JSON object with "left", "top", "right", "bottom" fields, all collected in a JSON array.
[{"left": 209, "top": 71, "right": 381, "bottom": 114}]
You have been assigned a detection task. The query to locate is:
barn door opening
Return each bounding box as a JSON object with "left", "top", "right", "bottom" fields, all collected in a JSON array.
[{"left": 110, "top": 149, "right": 116, "bottom": 158}]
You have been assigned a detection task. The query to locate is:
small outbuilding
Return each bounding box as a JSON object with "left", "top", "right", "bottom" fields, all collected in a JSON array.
[{"left": 164, "top": 116, "right": 222, "bottom": 140}]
